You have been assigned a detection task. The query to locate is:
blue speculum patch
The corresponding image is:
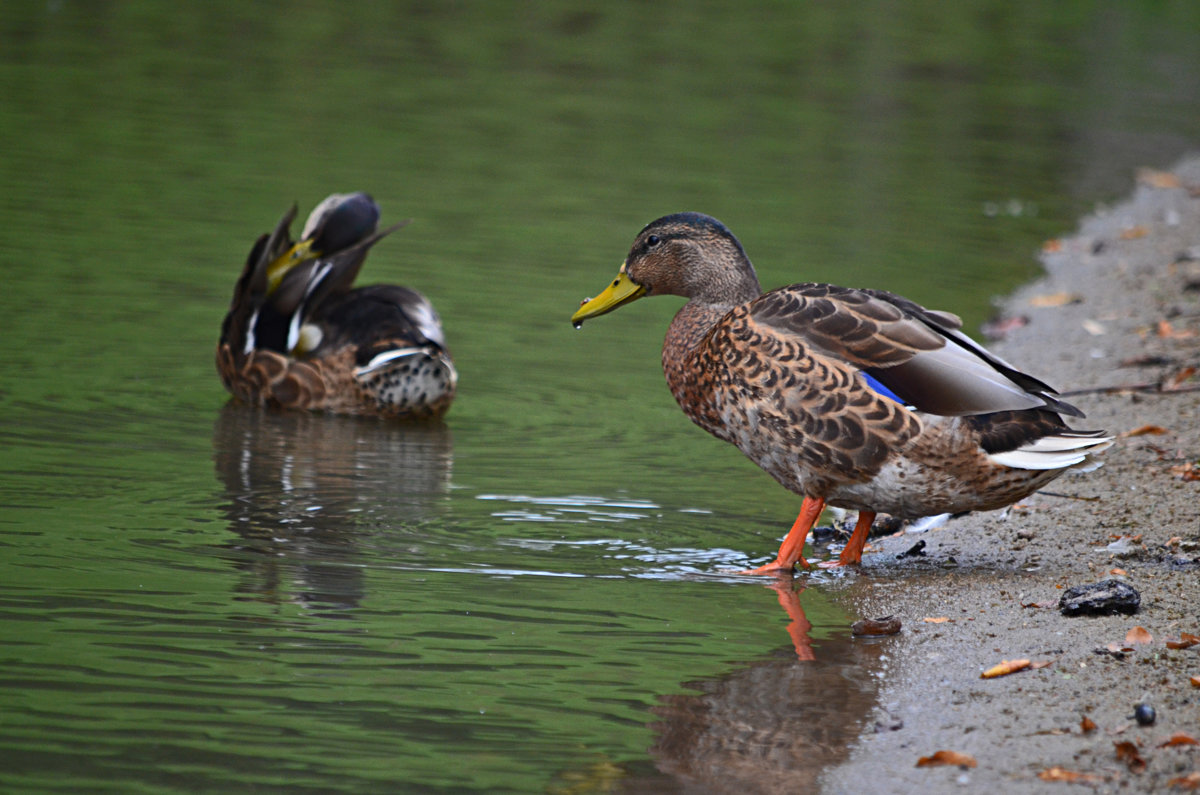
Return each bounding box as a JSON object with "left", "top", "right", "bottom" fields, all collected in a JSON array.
[{"left": 859, "top": 371, "right": 905, "bottom": 404}]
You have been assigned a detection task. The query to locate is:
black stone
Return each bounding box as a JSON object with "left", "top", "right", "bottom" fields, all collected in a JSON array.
[{"left": 1058, "top": 579, "right": 1141, "bottom": 616}]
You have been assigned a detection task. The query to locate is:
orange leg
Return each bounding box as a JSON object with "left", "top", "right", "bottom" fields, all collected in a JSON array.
[
  {"left": 765, "top": 578, "right": 816, "bottom": 661},
  {"left": 819, "top": 509, "right": 876, "bottom": 568},
  {"left": 740, "top": 496, "right": 825, "bottom": 575}
]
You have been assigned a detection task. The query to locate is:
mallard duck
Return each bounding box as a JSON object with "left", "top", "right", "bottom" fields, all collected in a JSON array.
[
  {"left": 570, "top": 212, "right": 1111, "bottom": 571},
  {"left": 217, "top": 193, "right": 457, "bottom": 418}
]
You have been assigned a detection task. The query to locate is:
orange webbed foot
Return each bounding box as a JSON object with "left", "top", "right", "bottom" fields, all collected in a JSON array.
[
  {"left": 737, "top": 557, "right": 812, "bottom": 576},
  {"left": 818, "top": 510, "right": 877, "bottom": 568},
  {"left": 735, "top": 496, "right": 826, "bottom": 576}
]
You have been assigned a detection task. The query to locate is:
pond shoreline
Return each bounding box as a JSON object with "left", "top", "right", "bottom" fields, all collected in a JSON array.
[{"left": 820, "top": 157, "right": 1200, "bottom": 793}]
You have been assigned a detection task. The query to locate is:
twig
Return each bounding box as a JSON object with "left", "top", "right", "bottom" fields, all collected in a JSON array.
[
  {"left": 1059, "top": 383, "right": 1200, "bottom": 397},
  {"left": 1037, "top": 491, "right": 1104, "bottom": 502}
]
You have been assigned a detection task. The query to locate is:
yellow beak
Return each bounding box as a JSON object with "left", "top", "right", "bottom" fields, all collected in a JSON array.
[
  {"left": 265, "top": 239, "right": 319, "bottom": 294},
  {"left": 571, "top": 267, "right": 647, "bottom": 326}
]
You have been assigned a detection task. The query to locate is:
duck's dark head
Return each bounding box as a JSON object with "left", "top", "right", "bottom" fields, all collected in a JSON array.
[{"left": 571, "top": 212, "right": 762, "bottom": 327}]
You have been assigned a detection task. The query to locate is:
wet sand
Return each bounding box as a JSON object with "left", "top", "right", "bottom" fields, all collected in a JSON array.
[{"left": 820, "top": 157, "right": 1200, "bottom": 793}]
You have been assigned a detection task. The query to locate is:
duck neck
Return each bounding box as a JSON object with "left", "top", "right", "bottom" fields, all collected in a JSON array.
[{"left": 662, "top": 300, "right": 736, "bottom": 429}]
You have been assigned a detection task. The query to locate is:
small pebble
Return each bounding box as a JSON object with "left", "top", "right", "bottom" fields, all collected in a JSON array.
[{"left": 1059, "top": 579, "right": 1141, "bottom": 616}]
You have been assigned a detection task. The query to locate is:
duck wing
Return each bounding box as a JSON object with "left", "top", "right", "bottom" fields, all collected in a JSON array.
[{"left": 749, "top": 283, "right": 1083, "bottom": 418}]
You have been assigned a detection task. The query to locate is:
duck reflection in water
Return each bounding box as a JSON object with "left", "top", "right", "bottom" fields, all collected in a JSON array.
[
  {"left": 550, "top": 582, "right": 887, "bottom": 795},
  {"left": 212, "top": 405, "right": 453, "bottom": 612}
]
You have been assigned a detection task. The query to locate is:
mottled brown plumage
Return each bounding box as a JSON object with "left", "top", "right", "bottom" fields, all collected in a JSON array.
[
  {"left": 571, "top": 212, "right": 1111, "bottom": 570},
  {"left": 217, "top": 193, "right": 456, "bottom": 419}
]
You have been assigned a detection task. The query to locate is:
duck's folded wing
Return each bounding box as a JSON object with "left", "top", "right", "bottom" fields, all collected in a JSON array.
[{"left": 749, "top": 283, "right": 1083, "bottom": 418}]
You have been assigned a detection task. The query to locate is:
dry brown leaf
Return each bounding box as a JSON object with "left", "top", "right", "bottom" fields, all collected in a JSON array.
[
  {"left": 1157, "top": 320, "right": 1197, "bottom": 340},
  {"left": 1164, "top": 366, "right": 1198, "bottom": 389},
  {"left": 923, "top": 617, "right": 951, "bottom": 624},
  {"left": 1121, "top": 424, "right": 1170, "bottom": 438},
  {"left": 1121, "top": 225, "right": 1150, "bottom": 240},
  {"left": 1168, "top": 772, "right": 1200, "bottom": 789},
  {"left": 1042, "top": 238, "right": 1063, "bottom": 253},
  {"left": 1126, "top": 626, "right": 1153, "bottom": 645},
  {"left": 981, "top": 658, "right": 1031, "bottom": 679},
  {"left": 1115, "top": 740, "right": 1147, "bottom": 773},
  {"left": 1191, "top": 676, "right": 1200, "bottom": 688},
  {"left": 1039, "top": 767, "right": 1103, "bottom": 783},
  {"left": 1029, "top": 292, "right": 1082, "bottom": 308},
  {"left": 1137, "top": 168, "right": 1183, "bottom": 189},
  {"left": 1170, "top": 462, "right": 1200, "bottom": 482},
  {"left": 1080, "top": 716, "right": 1097, "bottom": 733},
  {"left": 1165, "top": 633, "right": 1200, "bottom": 650},
  {"left": 916, "top": 750, "right": 977, "bottom": 768},
  {"left": 1110, "top": 568, "right": 1128, "bottom": 576},
  {"left": 1160, "top": 733, "right": 1200, "bottom": 748}
]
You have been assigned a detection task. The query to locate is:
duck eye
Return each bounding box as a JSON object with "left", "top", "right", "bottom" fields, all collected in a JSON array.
[{"left": 646, "top": 234, "right": 660, "bottom": 248}]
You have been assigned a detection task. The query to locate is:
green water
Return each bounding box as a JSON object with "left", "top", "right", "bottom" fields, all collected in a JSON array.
[{"left": 2, "top": 2, "right": 1198, "bottom": 792}]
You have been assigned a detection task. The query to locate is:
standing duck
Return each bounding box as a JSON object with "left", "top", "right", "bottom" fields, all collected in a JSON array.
[
  {"left": 217, "top": 193, "right": 457, "bottom": 419},
  {"left": 570, "top": 212, "right": 1111, "bottom": 571}
]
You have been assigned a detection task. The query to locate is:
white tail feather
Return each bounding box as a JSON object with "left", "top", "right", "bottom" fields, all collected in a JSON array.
[{"left": 988, "top": 434, "right": 1114, "bottom": 471}]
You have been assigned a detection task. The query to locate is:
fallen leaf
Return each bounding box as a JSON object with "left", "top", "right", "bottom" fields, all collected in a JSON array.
[
  {"left": 1029, "top": 660, "right": 1053, "bottom": 670},
  {"left": 1021, "top": 601, "right": 1056, "bottom": 609},
  {"left": 1110, "top": 568, "right": 1128, "bottom": 576},
  {"left": 1126, "top": 626, "right": 1153, "bottom": 645},
  {"left": 1121, "top": 225, "right": 1150, "bottom": 240},
  {"left": 916, "top": 750, "right": 977, "bottom": 768},
  {"left": 1158, "top": 320, "right": 1196, "bottom": 339},
  {"left": 1030, "top": 291, "right": 1082, "bottom": 307},
  {"left": 1042, "top": 239, "right": 1063, "bottom": 253},
  {"left": 1168, "top": 772, "right": 1200, "bottom": 789},
  {"left": 1039, "top": 767, "right": 1103, "bottom": 783},
  {"left": 1160, "top": 733, "right": 1200, "bottom": 748},
  {"left": 1080, "top": 716, "right": 1097, "bottom": 733},
  {"left": 1137, "top": 168, "right": 1183, "bottom": 189},
  {"left": 1115, "top": 740, "right": 1147, "bottom": 773},
  {"left": 923, "top": 617, "right": 951, "bottom": 624},
  {"left": 1170, "top": 462, "right": 1200, "bottom": 482},
  {"left": 1191, "top": 676, "right": 1200, "bottom": 688},
  {"left": 1164, "top": 366, "right": 1198, "bottom": 389},
  {"left": 1166, "top": 633, "right": 1200, "bottom": 650},
  {"left": 981, "top": 658, "right": 1031, "bottom": 679},
  {"left": 1120, "top": 424, "right": 1169, "bottom": 438}
]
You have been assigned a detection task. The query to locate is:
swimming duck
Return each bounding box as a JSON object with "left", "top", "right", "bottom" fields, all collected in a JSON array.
[
  {"left": 217, "top": 193, "right": 457, "bottom": 418},
  {"left": 570, "top": 212, "right": 1111, "bottom": 571}
]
